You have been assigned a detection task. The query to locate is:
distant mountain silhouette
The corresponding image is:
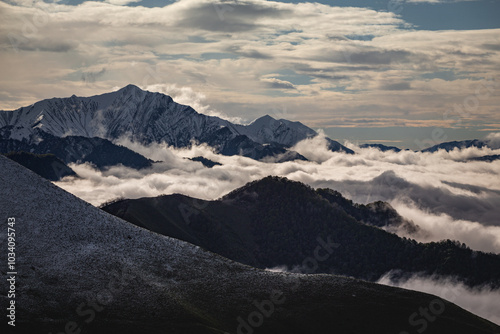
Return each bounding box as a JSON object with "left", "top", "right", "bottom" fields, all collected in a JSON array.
[
  {"left": 360, "top": 143, "right": 402, "bottom": 152},
  {"left": 421, "top": 139, "right": 493, "bottom": 152},
  {"left": 188, "top": 156, "right": 222, "bottom": 168},
  {"left": 468, "top": 154, "right": 500, "bottom": 162},
  {"left": 0, "top": 130, "right": 152, "bottom": 170},
  {"left": 3, "top": 151, "right": 76, "bottom": 181}
]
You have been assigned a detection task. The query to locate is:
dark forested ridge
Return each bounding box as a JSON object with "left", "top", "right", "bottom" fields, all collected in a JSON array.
[
  {"left": 3, "top": 151, "right": 76, "bottom": 181},
  {"left": 0, "top": 130, "right": 153, "bottom": 170},
  {"left": 103, "top": 176, "right": 500, "bottom": 288}
]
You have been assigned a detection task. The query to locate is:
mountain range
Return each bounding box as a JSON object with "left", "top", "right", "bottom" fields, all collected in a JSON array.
[
  {"left": 1, "top": 155, "right": 499, "bottom": 334},
  {"left": 0, "top": 85, "right": 352, "bottom": 167},
  {"left": 102, "top": 176, "right": 500, "bottom": 288},
  {"left": 421, "top": 139, "right": 492, "bottom": 153},
  {"left": 361, "top": 138, "right": 500, "bottom": 154},
  {"left": 2, "top": 85, "right": 498, "bottom": 170},
  {"left": 0, "top": 130, "right": 153, "bottom": 170}
]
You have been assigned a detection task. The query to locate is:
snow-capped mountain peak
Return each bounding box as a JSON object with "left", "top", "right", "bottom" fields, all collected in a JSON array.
[
  {"left": 0, "top": 85, "right": 352, "bottom": 158},
  {"left": 250, "top": 114, "right": 277, "bottom": 126},
  {"left": 235, "top": 114, "right": 317, "bottom": 146}
]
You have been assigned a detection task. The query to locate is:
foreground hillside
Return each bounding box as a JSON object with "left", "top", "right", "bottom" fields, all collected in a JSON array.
[
  {"left": 103, "top": 177, "right": 500, "bottom": 288},
  {"left": 0, "top": 156, "right": 498, "bottom": 334}
]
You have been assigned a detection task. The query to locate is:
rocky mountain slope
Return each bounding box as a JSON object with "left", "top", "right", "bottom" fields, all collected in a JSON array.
[
  {"left": 0, "top": 85, "right": 352, "bottom": 161},
  {"left": 1, "top": 156, "right": 499, "bottom": 334}
]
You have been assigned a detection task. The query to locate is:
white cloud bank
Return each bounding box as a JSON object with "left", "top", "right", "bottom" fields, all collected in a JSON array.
[
  {"left": 52, "top": 133, "right": 500, "bottom": 325},
  {"left": 55, "top": 132, "right": 500, "bottom": 255},
  {"left": 377, "top": 273, "right": 500, "bottom": 326},
  {"left": 390, "top": 201, "right": 500, "bottom": 254}
]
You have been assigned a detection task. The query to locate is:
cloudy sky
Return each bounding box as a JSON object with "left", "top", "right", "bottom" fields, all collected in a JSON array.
[{"left": 1, "top": 0, "right": 499, "bottom": 148}]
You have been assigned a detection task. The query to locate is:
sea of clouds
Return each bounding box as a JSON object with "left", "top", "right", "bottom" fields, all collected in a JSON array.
[
  {"left": 54, "top": 133, "right": 500, "bottom": 324},
  {"left": 55, "top": 133, "right": 500, "bottom": 254}
]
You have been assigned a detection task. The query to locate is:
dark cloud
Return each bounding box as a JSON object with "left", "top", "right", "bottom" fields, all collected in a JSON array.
[
  {"left": 482, "top": 43, "right": 500, "bottom": 51},
  {"left": 310, "top": 73, "right": 349, "bottom": 81},
  {"left": 462, "top": 58, "right": 496, "bottom": 67},
  {"left": 16, "top": 39, "right": 76, "bottom": 52},
  {"left": 380, "top": 81, "right": 412, "bottom": 91},
  {"left": 447, "top": 49, "right": 490, "bottom": 57},
  {"left": 326, "top": 35, "right": 347, "bottom": 41},
  {"left": 81, "top": 68, "right": 106, "bottom": 84},
  {"left": 181, "top": 69, "right": 208, "bottom": 84},
  {"left": 178, "top": 1, "right": 292, "bottom": 33},
  {"left": 225, "top": 45, "right": 273, "bottom": 59},
  {"left": 334, "top": 65, "right": 379, "bottom": 72},
  {"left": 442, "top": 181, "right": 500, "bottom": 196},
  {"left": 340, "top": 50, "right": 413, "bottom": 65}
]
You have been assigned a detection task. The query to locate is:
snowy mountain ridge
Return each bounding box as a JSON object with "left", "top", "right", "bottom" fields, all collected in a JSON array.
[
  {"left": 0, "top": 85, "right": 226, "bottom": 145},
  {"left": 0, "top": 85, "right": 351, "bottom": 156},
  {"left": 232, "top": 115, "right": 318, "bottom": 147}
]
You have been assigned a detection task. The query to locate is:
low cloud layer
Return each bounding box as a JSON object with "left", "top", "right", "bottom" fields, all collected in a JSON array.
[
  {"left": 377, "top": 272, "right": 500, "bottom": 326},
  {"left": 55, "top": 133, "right": 500, "bottom": 257},
  {"left": 53, "top": 134, "right": 500, "bottom": 325},
  {"left": 389, "top": 201, "right": 500, "bottom": 254}
]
